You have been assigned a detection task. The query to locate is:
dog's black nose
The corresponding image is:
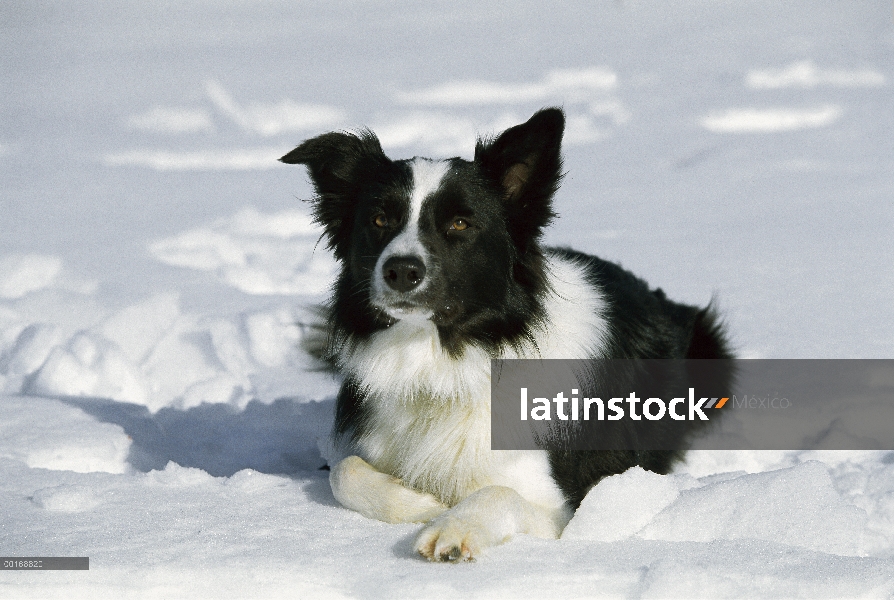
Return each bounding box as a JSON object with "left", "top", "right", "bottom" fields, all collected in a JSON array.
[{"left": 382, "top": 256, "right": 426, "bottom": 292}]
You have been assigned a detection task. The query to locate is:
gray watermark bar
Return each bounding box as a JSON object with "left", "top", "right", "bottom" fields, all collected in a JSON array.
[
  {"left": 1, "top": 557, "right": 89, "bottom": 570},
  {"left": 491, "top": 359, "right": 894, "bottom": 451}
]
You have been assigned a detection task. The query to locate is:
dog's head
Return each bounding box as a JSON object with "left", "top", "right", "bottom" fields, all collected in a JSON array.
[{"left": 281, "top": 108, "right": 565, "bottom": 353}]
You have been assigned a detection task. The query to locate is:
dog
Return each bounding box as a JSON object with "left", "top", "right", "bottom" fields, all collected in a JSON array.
[{"left": 280, "top": 107, "right": 732, "bottom": 561}]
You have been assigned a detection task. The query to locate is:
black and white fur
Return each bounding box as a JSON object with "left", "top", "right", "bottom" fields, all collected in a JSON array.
[{"left": 280, "top": 108, "right": 732, "bottom": 561}]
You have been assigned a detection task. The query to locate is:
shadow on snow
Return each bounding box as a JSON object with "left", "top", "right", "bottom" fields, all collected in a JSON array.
[{"left": 59, "top": 395, "right": 335, "bottom": 477}]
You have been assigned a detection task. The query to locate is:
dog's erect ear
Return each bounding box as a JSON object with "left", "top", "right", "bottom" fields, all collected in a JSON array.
[
  {"left": 475, "top": 108, "right": 564, "bottom": 243},
  {"left": 280, "top": 131, "right": 390, "bottom": 259}
]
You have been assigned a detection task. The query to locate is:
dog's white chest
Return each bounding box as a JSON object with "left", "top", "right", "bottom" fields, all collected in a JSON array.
[{"left": 359, "top": 386, "right": 493, "bottom": 506}]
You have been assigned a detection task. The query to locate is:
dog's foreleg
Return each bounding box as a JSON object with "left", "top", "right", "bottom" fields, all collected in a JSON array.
[
  {"left": 329, "top": 455, "right": 448, "bottom": 524},
  {"left": 413, "top": 485, "right": 570, "bottom": 562}
]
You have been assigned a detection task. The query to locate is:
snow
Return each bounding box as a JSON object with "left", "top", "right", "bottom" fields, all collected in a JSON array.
[
  {"left": 149, "top": 207, "right": 339, "bottom": 295},
  {"left": 0, "top": 396, "right": 131, "bottom": 474},
  {"left": 746, "top": 61, "right": 887, "bottom": 90},
  {"left": 2, "top": 0, "right": 893, "bottom": 597},
  {"left": 700, "top": 105, "right": 844, "bottom": 133},
  {"left": 0, "top": 255, "right": 64, "bottom": 300},
  {"left": 394, "top": 67, "right": 618, "bottom": 106}
]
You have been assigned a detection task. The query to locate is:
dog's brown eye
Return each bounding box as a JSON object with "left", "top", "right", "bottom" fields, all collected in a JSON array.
[
  {"left": 450, "top": 219, "right": 469, "bottom": 231},
  {"left": 373, "top": 214, "right": 388, "bottom": 228}
]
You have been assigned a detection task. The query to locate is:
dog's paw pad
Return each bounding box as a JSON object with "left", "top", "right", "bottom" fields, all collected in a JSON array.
[
  {"left": 442, "top": 542, "right": 475, "bottom": 562},
  {"left": 442, "top": 545, "right": 462, "bottom": 562},
  {"left": 414, "top": 521, "right": 480, "bottom": 562},
  {"left": 415, "top": 531, "right": 437, "bottom": 560}
]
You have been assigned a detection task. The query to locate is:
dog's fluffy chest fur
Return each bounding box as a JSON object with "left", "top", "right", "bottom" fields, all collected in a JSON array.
[
  {"left": 339, "top": 254, "right": 607, "bottom": 507},
  {"left": 359, "top": 371, "right": 493, "bottom": 506}
]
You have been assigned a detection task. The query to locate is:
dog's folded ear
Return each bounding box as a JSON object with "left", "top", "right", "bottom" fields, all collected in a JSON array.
[
  {"left": 475, "top": 108, "right": 565, "bottom": 244},
  {"left": 280, "top": 131, "right": 391, "bottom": 259}
]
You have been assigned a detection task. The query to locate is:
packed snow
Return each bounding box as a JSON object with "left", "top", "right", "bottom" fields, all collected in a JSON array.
[{"left": 2, "top": 1, "right": 893, "bottom": 598}]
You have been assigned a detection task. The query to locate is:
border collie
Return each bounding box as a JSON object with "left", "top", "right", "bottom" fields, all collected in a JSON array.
[{"left": 280, "top": 108, "right": 732, "bottom": 562}]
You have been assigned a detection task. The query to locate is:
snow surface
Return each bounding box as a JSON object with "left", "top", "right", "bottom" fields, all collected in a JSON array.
[{"left": 2, "top": 1, "right": 893, "bottom": 597}]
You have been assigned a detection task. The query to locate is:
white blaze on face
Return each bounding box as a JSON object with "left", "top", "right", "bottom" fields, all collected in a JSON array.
[{"left": 372, "top": 159, "right": 449, "bottom": 316}]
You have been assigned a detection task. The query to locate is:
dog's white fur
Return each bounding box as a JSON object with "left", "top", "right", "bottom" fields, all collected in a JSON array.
[
  {"left": 370, "top": 159, "right": 448, "bottom": 321},
  {"left": 327, "top": 241, "right": 609, "bottom": 559}
]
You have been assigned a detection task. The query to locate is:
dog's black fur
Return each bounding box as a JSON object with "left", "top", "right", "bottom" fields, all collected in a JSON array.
[{"left": 281, "top": 107, "right": 733, "bottom": 560}]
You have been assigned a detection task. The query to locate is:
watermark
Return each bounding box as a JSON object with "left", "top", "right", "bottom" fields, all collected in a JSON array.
[
  {"left": 1, "top": 557, "right": 89, "bottom": 570},
  {"left": 730, "top": 394, "right": 791, "bottom": 410},
  {"left": 519, "top": 388, "right": 728, "bottom": 422},
  {"left": 492, "top": 359, "right": 894, "bottom": 451}
]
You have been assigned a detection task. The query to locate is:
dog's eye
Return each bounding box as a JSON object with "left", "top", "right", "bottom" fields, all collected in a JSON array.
[
  {"left": 450, "top": 219, "right": 469, "bottom": 232},
  {"left": 373, "top": 214, "right": 388, "bottom": 228}
]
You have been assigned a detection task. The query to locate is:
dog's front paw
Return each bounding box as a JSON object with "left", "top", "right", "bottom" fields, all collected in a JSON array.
[
  {"left": 412, "top": 486, "right": 567, "bottom": 562},
  {"left": 330, "top": 455, "right": 449, "bottom": 523},
  {"left": 414, "top": 513, "right": 486, "bottom": 562}
]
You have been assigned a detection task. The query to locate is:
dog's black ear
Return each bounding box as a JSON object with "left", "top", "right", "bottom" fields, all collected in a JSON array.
[
  {"left": 280, "top": 131, "right": 390, "bottom": 259},
  {"left": 475, "top": 108, "right": 564, "bottom": 244}
]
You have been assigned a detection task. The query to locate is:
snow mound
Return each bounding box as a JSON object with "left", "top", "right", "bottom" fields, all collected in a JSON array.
[
  {"left": 639, "top": 462, "right": 867, "bottom": 556},
  {"left": 26, "top": 331, "right": 151, "bottom": 406},
  {"left": 396, "top": 67, "right": 617, "bottom": 106},
  {"left": 701, "top": 105, "right": 842, "bottom": 133},
  {"left": 376, "top": 67, "right": 629, "bottom": 154},
  {"left": 0, "top": 396, "right": 131, "bottom": 474},
  {"left": 0, "top": 282, "right": 334, "bottom": 413},
  {"left": 32, "top": 484, "right": 104, "bottom": 512},
  {"left": 123, "top": 81, "right": 346, "bottom": 138},
  {"left": 1, "top": 323, "right": 67, "bottom": 381},
  {"left": 0, "top": 254, "right": 62, "bottom": 299},
  {"left": 0, "top": 208, "right": 336, "bottom": 412},
  {"left": 566, "top": 462, "right": 871, "bottom": 557},
  {"left": 149, "top": 207, "right": 338, "bottom": 295},
  {"left": 562, "top": 467, "right": 698, "bottom": 542},
  {"left": 203, "top": 80, "right": 346, "bottom": 137},
  {"left": 0, "top": 210, "right": 339, "bottom": 412},
  {"left": 145, "top": 461, "right": 217, "bottom": 486}
]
